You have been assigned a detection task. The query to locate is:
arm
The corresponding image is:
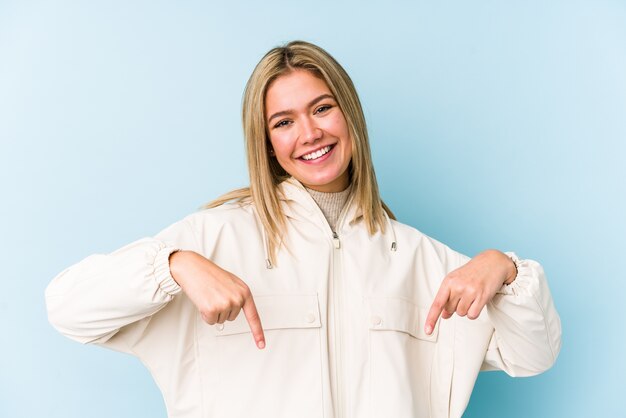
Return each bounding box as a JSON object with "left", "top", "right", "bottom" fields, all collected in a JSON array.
[
  {"left": 44, "top": 217, "right": 197, "bottom": 345},
  {"left": 426, "top": 249, "right": 562, "bottom": 377},
  {"left": 481, "top": 253, "right": 562, "bottom": 376},
  {"left": 45, "top": 215, "right": 266, "bottom": 351}
]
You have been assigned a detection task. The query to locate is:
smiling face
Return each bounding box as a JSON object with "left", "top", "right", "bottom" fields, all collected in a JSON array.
[{"left": 264, "top": 70, "right": 353, "bottom": 193}]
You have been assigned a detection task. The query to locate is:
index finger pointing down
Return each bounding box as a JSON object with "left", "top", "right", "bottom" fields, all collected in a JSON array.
[
  {"left": 242, "top": 295, "right": 266, "bottom": 349},
  {"left": 425, "top": 285, "right": 450, "bottom": 335}
]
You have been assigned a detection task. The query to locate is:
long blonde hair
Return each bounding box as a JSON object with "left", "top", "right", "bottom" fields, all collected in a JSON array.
[{"left": 203, "top": 40, "right": 394, "bottom": 263}]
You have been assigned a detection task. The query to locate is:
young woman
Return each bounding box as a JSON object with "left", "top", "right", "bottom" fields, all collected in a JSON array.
[{"left": 46, "top": 40, "right": 561, "bottom": 418}]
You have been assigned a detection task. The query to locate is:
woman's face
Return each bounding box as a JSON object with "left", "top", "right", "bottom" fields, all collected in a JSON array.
[{"left": 265, "top": 70, "right": 352, "bottom": 193}]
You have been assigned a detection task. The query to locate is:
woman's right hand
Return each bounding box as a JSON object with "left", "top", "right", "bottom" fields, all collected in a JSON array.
[{"left": 168, "top": 250, "right": 265, "bottom": 349}]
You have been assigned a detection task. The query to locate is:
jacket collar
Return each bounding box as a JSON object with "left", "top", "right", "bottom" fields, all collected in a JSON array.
[
  {"left": 277, "top": 177, "right": 362, "bottom": 234},
  {"left": 259, "top": 177, "right": 396, "bottom": 269}
]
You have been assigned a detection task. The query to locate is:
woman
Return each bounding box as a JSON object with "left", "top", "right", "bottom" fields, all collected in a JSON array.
[{"left": 45, "top": 40, "right": 561, "bottom": 418}]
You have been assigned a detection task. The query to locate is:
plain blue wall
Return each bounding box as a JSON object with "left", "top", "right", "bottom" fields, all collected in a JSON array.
[{"left": 1, "top": 1, "right": 624, "bottom": 417}]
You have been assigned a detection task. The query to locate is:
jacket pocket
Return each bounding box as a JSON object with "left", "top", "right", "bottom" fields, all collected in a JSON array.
[
  {"left": 203, "top": 294, "right": 324, "bottom": 418},
  {"left": 213, "top": 293, "right": 322, "bottom": 335},
  {"left": 368, "top": 296, "right": 439, "bottom": 341},
  {"left": 367, "top": 297, "right": 439, "bottom": 418}
]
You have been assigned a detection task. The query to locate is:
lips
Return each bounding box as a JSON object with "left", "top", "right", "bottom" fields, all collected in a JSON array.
[{"left": 298, "top": 144, "right": 335, "bottom": 161}]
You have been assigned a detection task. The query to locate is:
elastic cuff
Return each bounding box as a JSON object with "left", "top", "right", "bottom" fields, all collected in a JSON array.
[
  {"left": 153, "top": 246, "right": 182, "bottom": 296},
  {"left": 496, "top": 252, "right": 533, "bottom": 296},
  {"left": 505, "top": 251, "right": 521, "bottom": 277}
]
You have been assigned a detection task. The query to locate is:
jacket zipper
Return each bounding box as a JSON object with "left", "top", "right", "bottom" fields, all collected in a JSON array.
[
  {"left": 304, "top": 188, "right": 353, "bottom": 418},
  {"left": 332, "top": 231, "right": 340, "bottom": 249},
  {"left": 331, "top": 229, "right": 344, "bottom": 418},
  {"left": 330, "top": 197, "right": 353, "bottom": 418}
]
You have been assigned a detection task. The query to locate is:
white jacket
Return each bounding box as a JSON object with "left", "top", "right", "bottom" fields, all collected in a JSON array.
[{"left": 45, "top": 178, "right": 562, "bottom": 418}]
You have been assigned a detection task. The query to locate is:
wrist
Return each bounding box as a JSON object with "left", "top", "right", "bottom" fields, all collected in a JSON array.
[
  {"left": 503, "top": 251, "right": 520, "bottom": 285},
  {"left": 169, "top": 250, "right": 194, "bottom": 286}
]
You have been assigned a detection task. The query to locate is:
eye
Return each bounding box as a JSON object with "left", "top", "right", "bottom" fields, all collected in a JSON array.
[
  {"left": 274, "top": 119, "right": 291, "bottom": 129},
  {"left": 314, "top": 104, "right": 332, "bottom": 114}
]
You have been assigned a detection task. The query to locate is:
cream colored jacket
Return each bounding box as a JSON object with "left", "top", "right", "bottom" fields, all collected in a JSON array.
[{"left": 45, "top": 178, "right": 562, "bottom": 418}]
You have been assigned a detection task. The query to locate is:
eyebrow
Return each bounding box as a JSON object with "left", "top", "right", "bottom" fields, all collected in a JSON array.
[{"left": 267, "top": 93, "right": 335, "bottom": 124}]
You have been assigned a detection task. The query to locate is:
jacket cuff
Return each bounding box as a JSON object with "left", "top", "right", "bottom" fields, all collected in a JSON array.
[
  {"left": 153, "top": 245, "right": 182, "bottom": 296},
  {"left": 496, "top": 252, "right": 541, "bottom": 297}
]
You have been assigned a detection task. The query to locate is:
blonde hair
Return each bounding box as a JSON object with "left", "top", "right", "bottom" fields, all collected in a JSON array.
[{"left": 203, "top": 40, "right": 394, "bottom": 264}]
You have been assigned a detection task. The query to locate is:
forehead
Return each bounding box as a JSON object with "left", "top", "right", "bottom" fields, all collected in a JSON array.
[{"left": 265, "top": 70, "right": 332, "bottom": 112}]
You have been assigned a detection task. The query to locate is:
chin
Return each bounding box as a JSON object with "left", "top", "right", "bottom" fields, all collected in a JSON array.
[{"left": 303, "top": 176, "right": 338, "bottom": 187}]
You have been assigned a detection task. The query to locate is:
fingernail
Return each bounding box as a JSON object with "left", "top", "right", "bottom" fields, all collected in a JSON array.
[
  {"left": 425, "top": 325, "right": 432, "bottom": 335},
  {"left": 257, "top": 340, "right": 265, "bottom": 349}
]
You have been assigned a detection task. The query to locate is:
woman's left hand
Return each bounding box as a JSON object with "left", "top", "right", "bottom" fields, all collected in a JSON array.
[{"left": 424, "top": 249, "right": 517, "bottom": 335}]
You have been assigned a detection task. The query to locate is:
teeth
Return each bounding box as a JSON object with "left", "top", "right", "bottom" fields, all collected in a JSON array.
[{"left": 302, "top": 145, "right": 331, "bottom": 161}]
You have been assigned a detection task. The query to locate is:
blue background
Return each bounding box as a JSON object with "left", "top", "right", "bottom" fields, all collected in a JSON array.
[{"left": 1, "top": 1, "right": 624, "bottom": 417}]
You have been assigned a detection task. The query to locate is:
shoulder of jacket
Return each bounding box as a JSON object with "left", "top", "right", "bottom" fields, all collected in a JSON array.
[
  {"left": 388, "top": 218, "right": 427, "bottom": 243},
  {"left": 182, "top": 202, "right": 256, "bottom": 229},
  {"left": 389, "top": 219, "right": 460, "bottom": 260}
]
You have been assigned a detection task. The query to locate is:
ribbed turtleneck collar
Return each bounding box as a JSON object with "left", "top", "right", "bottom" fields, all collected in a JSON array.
[{"left": 304, "top": 185, "right": 352, "bottom": 231}]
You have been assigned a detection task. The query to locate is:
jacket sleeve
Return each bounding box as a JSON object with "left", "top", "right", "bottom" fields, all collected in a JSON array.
[
  {"left": 462, "top": 251, "right": 562, "bottom": 377},
  {"left": 45, "top": 215, "right": 200, "bottom": 347}
]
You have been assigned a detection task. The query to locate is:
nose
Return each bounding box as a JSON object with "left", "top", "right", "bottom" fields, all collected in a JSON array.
[{"left": 300, "top": 116, "right": 323, "bottom": 144}]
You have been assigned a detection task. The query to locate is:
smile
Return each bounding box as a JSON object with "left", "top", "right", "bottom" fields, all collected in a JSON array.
[{"left": 300, "top": 145, "right": 334, "bottom": 161}]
